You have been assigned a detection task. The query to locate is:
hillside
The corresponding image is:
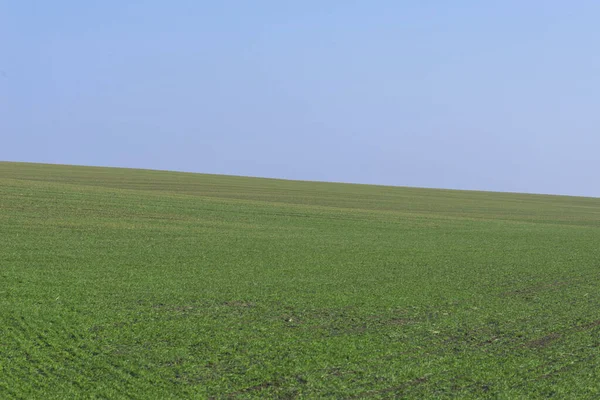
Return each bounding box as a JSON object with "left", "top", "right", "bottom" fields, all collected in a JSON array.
[{"left": 1, "top": 161, "right": 599, "bottom": 398}]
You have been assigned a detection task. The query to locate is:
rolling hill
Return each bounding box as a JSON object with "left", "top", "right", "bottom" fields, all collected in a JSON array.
[{"left": 1, "top": 161, "right": 599, "bottom": 398}]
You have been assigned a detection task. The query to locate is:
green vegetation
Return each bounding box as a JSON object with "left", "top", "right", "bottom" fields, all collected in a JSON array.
[{"left": 1, "top": 161, "right": 600, "bottom": 398}]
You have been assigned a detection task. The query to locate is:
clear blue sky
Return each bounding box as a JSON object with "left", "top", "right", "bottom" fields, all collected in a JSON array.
[{"left": 2, "top": 1, "right": 599, "bottom": 197}]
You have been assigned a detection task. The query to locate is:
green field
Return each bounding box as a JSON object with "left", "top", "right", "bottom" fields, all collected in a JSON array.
[{"left": 1, "top": 161, "right": 600, "bottom": 398}]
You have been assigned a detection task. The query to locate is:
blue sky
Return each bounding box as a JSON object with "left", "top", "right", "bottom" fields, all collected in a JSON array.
[{"left": 1, "top": 1, "right": 599, "bottom": 197}]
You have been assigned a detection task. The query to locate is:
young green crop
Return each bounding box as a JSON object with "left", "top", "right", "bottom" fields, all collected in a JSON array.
[{"left": 1, "top": 161, "right": 600, "bottom": 398}]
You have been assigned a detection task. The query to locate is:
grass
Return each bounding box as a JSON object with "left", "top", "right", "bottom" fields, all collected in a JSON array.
[{"left": 1, "top": 161, "right": 600, "bottom": 398}]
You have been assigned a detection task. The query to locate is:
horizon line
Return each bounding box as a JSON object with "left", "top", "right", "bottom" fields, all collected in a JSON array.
[{"left": 1, "top": 159, "right": 598, "bottom": 201}]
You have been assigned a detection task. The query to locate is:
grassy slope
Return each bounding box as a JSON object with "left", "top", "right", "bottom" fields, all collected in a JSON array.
[{"left": 1, "top": 161, "right": 600, "bottom": 398}]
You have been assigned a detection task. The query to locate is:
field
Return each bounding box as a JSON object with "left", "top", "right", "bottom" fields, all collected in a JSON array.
[{"left": 1, "top": 161, "right": 600, "bottom": 398}]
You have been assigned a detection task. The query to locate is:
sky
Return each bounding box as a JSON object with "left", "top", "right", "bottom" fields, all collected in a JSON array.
[{"left": 1, "top": 1, "right": 599, "bottom": 197}]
